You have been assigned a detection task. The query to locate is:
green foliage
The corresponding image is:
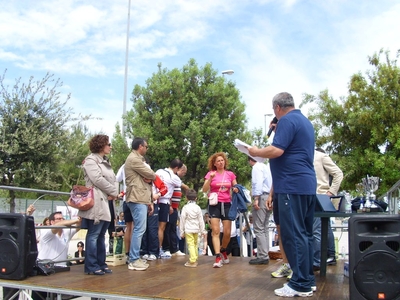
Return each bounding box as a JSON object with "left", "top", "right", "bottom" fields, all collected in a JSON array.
[
  {"left": 0, "top": 71, "right": 82, "bottom": 211},
  {"left": 110, "top": 123, "right": 130, "bottom": 172},
  {"left": 125, "top": 59, "right": 251, "bottom": 191},
  {"left": 57, "top": 122, "right": 92, "bottom": 190},
  {"left": 300, "top": 50, "right": 400, "bottom": 194}
]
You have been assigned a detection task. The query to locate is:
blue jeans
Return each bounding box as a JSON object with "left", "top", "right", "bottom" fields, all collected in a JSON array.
[
  {"left": 313, "top": 217, "right": 335, "bottom": 266},
  {"left": 277, "top": 193, "right": 316, "bottom": 293},
  {"left": 83, "top": 218, "right": 109, "bottom": 273},
  {"left": 127, "top": 202, "right": 148, "bottom": 262}
]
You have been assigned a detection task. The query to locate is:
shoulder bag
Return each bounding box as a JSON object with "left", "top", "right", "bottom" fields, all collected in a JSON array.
[
  {"left": 67, "top": 185, "right": 94, "bottom": 211},
  {"left": 208, "top": 172, "right": 226, "bottom": 206}
]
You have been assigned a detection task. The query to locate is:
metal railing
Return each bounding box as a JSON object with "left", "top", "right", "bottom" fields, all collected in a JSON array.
[{"left": 385, "top": 179, "right": 400, "bottom": 215}]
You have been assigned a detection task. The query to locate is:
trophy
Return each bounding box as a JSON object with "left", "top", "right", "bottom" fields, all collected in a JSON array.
[
  {"left": 361, "top": 176, "right": 380, "bottom": 208},
  {"left": 367, "top": 176, "right": 380, "bottom": 200}
]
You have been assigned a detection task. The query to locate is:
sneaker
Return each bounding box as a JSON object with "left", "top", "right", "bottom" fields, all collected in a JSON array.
[
  {"left": 327, "top": 257, "right": 337, "bottom": 265},
  {"left": 142, "top": 254, "right": 149, "bottom": 260},
  {"left": 172, "top": 250, "right": 186, "bottom": 256},
  {"left": 271, "top": 263, "right": 291, "bottom": 278},
  {"left": 184, "top": 261, "right": 198, "bottom": 268},
  {"left": 311, "top": 286, "right": 317, "bottom": 292},
  {"left": 128, "top": 259, "right": 149, "bottom": 271},
  {"left": 220, "top": 250, "right": 230, "bottom": 264},
  {"left": 213, "top": 254, "right": 223, "bottom": 268},
  {"left": 274, "top": 284, "right": 313, "bottom": 297},
  {"left": 286, "top": 269, "right": 293, "bottom": 281},
  {"left": 159, "top": 249, "right": 172, "bottom": 259},
  {"left": 147, "top": 254, "right": 157, "bottom": 261}
]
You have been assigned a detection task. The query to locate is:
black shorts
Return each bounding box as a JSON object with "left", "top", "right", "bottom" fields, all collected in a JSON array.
[
  {"left": 208, "top": 202, "right": 232, "bottom": 221},
  {"left": 123, "top": 201, "right": 133, "bottom": 223},
  {"left": 158, "top": 203, "right": 170, "bottom": 222}
]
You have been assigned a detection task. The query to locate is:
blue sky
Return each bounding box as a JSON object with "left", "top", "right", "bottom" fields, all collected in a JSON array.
[{"left": 1, "top": 0, "right": 400, "bottom": 138}]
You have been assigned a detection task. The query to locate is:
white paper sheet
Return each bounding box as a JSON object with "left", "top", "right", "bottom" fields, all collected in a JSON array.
[{"left": 233, "top": 139, "right": 267, "bottom": 163}]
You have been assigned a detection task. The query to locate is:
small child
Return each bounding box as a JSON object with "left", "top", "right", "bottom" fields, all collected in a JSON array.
[{"left": 179, "top": 189, "right": 205, "bottom": 267}]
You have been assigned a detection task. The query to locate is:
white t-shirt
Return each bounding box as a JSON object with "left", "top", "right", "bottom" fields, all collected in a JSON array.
[
  {"left": 156, "top": 168, "right": 182, "bottom": 204},
  {"left": 38, "top": 228, "right": 77, "bottom": 266}
]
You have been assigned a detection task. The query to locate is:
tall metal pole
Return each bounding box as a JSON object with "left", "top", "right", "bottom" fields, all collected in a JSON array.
[{"left": 122, "top": 0, "right": 131, "bottom": 136}]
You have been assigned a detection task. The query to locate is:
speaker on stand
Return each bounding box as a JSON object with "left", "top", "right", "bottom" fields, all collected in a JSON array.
[
  {"left": 349, "top": 214, "right": 400, "bottom": 300},
  {"left": 0, "top": 213, "right": 38, "bottom": 280}
]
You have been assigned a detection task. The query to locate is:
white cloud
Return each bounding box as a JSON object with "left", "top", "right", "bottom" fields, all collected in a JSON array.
[{"left": 1, "top": 0, "right": 399, "bottom": 137}]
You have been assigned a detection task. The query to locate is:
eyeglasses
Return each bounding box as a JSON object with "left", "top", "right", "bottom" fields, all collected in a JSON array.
[
  {"left": 54, "top": 217, "right": 64, "bottom": 220},
  {"left": 142, "top": 144, "right": 148, "bottom": 149}
]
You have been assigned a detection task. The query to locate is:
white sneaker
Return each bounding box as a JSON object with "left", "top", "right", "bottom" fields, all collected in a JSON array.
[
  {"left": 159, "top": 249, "right": 172, "bottom": 258},
  {"left": 142, "top": 254, "right": 149, "bottom": 260},
  {"left": 147, "top": 254, "right": 157, "bottom": 261},
  {"left": 172, "top": 250, "right": 185, "bottom": 256},
  {"left": 274, "top": 284, "right": 313, "bottom": 297},
  {"left": 311, "top": 286, "right": 317, "bottom": 292},
  {"left": 128, "top": 259, "right": 149, "bottom": 271}
]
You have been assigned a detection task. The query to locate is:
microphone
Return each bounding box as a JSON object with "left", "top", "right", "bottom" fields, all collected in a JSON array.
[{"left": 267, "top": 117, "right": 278, "bottom": 137}]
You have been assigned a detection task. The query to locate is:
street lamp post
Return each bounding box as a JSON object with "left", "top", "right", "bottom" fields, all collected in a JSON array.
[
  {"left": 122, "top": 0, "right": 131, "bottom": 136},
  {"left": 222, "top": 70, "right": 234, "bottom": 76},
  {"left": 264, "top": 113, "right": 273, "bottom": 136}
]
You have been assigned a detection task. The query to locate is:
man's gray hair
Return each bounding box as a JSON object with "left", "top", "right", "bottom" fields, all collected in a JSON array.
[{"left": 272, "top": 92, "right": 295, "bottom": 109}]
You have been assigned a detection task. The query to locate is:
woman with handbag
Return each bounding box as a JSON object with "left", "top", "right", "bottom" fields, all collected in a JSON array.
[
  {"left": 202, "top": 152, "right": 239, "bottom": 268},
  {"left": 79, "top": 134, "right": 119, "bottom": 275}
]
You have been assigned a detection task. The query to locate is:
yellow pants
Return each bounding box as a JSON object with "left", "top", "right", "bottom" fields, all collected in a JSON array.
[{"left": 185, "top": 233, "right": 199, "bottom": 263}]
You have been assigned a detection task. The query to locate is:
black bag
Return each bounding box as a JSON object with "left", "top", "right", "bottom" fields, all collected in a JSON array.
[{"left": 34, "top": 260, "right": 55, "bottom": 276}]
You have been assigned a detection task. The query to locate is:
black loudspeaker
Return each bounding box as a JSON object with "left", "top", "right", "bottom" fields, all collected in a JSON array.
[
  {"left": 0, "top": 213, "right": 38, "bottom": 280},
  {"left": 349, "top": 214, "right": 400, "bottom": 300}
]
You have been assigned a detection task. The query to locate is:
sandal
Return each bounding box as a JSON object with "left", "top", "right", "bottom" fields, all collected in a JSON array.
[
  {"left": 103, "top": 268, "right": 112, "bottom": 274},
  {"left": 87, "top": 270, "right": 105, "bottom": 275}
]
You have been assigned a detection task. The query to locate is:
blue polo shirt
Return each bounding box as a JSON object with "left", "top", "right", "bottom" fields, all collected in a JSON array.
[{"left": 270, "top": 109, "right": 316, "bottom": 195}]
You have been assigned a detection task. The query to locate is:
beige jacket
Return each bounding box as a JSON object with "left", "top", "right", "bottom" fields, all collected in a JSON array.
[
  {"left": 79, "top": 153, "right": 118, "bottom": 224},
  {"left": 125, "top": 150, "right": 156, "bottom": 204},
  {"left": 314, "top": 150, "right": 343, "bottom": 195}
]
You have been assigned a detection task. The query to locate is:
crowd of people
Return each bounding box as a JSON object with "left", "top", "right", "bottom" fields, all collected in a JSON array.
[{"left": 4, "top": 91, "right": 346, "bottom": 299}]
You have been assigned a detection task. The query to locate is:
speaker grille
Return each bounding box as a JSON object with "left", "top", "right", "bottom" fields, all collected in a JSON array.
[
  {"left": 0, "top": 239, "right": 20, "bottom": 275},
  {"left": 386, "top": 240, "right": 400, "bottom": 252},
  {"left": 359, "top": 241, "right": 373, "bottom": 252}
]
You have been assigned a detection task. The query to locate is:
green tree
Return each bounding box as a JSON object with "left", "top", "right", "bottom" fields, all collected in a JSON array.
[
  {"left": 110, "top": 123, "right": 131, "bottom": 173},
  {"left": 57, "top": 122, "right": 92, "bottom": 190},
  {"left": 125, "top": 59, "right": 251, "bottom": 195},
  {"left": 0, "top": 71, "right": 73, "bottom": 212},
  {"left": 300, "top": 49, "right": 400, "bottom": 194}
]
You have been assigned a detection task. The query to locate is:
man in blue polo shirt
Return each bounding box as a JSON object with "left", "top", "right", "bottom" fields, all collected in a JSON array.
[{"left": 248, "top": 92, "right": 317, "bottom": 297}]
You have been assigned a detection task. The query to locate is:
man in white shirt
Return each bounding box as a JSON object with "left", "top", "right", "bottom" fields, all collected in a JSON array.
[
  {"left": 33, "top": 211, "right": 80, "bottom": 300},
  {"left": 156, "top": 159, "right": 185, "bottom": 258},
  {"left": 37, "top": 211, "right": 81, "bottom": 266},
  {"left": 248, "top": 156, "right": 273, "bottom": 265}
]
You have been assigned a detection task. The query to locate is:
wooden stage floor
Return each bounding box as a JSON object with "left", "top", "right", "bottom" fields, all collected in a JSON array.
[{"left": 0, "top": 256, "right": 349, "bottom": 300}]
